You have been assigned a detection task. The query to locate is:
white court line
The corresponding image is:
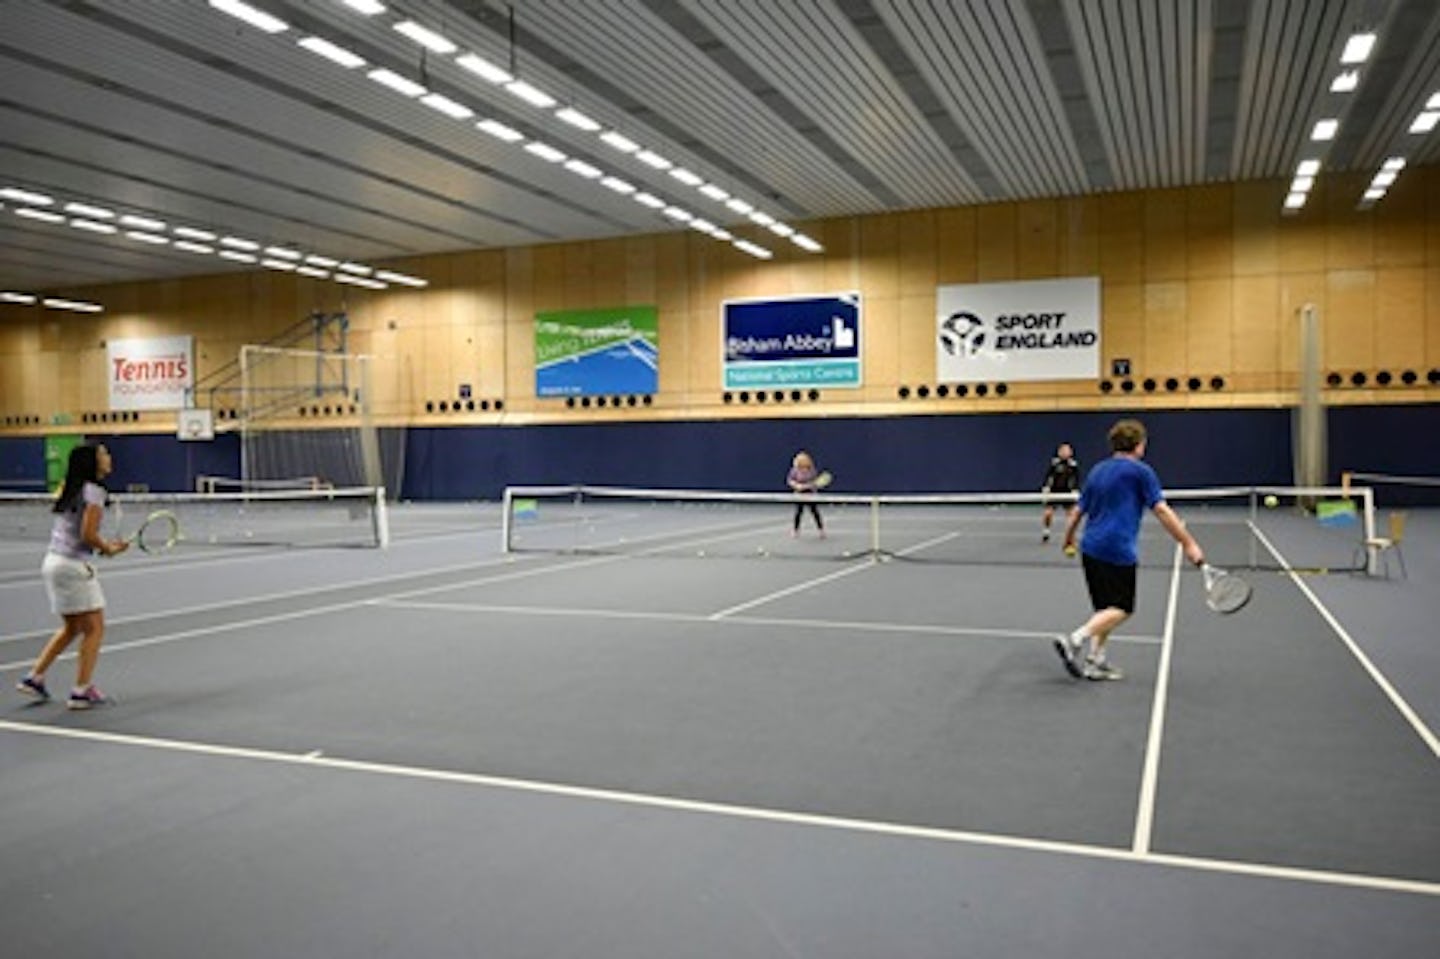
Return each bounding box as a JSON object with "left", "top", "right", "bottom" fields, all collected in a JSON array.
[
  {"left": 2, "top": 718, "right": 1436, "bottom": 898},
  {"left": 370, "top": 598, "right": 1165, "bottom": 645},
  {"left": 1251, "top": 524, "right": 1440, "bottom": 759},
  {"left": 1133, "top": 543, "right": 1185, "bottom": 854},
  {"left": 707, "top": 529, "right": 966, "bottom": 619}
]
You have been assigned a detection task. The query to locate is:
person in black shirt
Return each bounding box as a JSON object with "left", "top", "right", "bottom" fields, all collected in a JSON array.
[{"left": 1041, "top": 442, "right": 1080, "bottom": 543}]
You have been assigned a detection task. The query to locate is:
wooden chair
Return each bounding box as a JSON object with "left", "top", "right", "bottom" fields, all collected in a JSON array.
[{"left": 1360, "top": 511, "right": 1408, "bottom": 579}]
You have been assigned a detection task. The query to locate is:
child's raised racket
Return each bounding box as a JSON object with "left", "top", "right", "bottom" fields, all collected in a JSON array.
[
  {"left": 813, "top": 471, "right": 833, "bottom": 489},
  {"left": 125, "top": 510, "right": 181, "bottom": 554},
  {"left": 1201, "top": 562, "right": 1251, "bottom": 614}
]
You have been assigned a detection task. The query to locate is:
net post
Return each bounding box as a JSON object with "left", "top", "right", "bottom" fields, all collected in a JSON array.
[
  {"left": 373, "top": 486, "right": 390, "bottom": 549},
  {"left": 1248, "top": 487, "right": 1258, "bottom": 570},
  {"left": 501, "top": 486, "right": 514, "bottom": 553},
  {"left": 869, "top": 495, "right": 880, "bottom": 558},
  {"left": 1361, "top": 486, "right": 1378, "bottom": 575}
]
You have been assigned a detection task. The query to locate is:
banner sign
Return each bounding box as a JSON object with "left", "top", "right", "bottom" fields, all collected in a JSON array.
[
  {"left": 722, "top": 293, "right": 862, "bottom": 389},
  {"left": 107, "top": 335, "right": 193, "bottom": 410},
  {"left": 936, "top": 277, "right": 1100, "bottom": 382},
  {"left": 535, "top": 306, "right": 659, "bottom": 397}
]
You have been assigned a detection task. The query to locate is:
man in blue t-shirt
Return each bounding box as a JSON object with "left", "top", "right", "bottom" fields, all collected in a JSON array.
[{"left": 1053, "top": 419, "right": 1205, "bottom": 681}]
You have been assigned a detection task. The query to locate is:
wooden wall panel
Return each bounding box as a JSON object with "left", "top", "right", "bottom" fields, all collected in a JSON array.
[
  {"left": 1143, "top": 189, "right": 1187, "bottom": 281},
  {"left": 1187, "top": 277, "right": 1234, "bottom": 375},
  {"left": 1325, "top": 270, "right": 1377, "bottom": 371},
  {"left": 1187, "top": 185, "right": 1233, "bottom": 279},
  {"left": 1232, "top": 275, "right": 1282, "bottom": 375},
  {"left": 1059, "top": 197, "right": 1099, "bottom": 276},
  {"left": 1374, "top": 267, "right": 1425, "bottom": 370},
  {"left": 1098, "top": 193, "right": 1143, "bottom": 284},
  {"left": 1276, "top": 273, "right": 1325, "bottom": 375},
  {"left": 1016, "top": 199, "right": 1059, "bottom": 279},
  {"left": 1143, "top": 282, "right": 1187, "bottom": 372},
  {"left": 976, "top": 204, "right": 1017, "bottom": 280},
  {"left": 935, "top": 207, "right": 977, "bottom": 284}
]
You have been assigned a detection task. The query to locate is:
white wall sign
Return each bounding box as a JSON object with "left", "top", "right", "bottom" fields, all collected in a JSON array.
[
  {"left": 107, "top": 335, "right": 194, "bottom": 411},
  {"left": 936, "top": 277, "right": 1100, "bottom": 383}
]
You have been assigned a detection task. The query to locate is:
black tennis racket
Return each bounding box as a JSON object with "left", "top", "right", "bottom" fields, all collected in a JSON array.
[{"left": 1201, "top": 562, "right": 1252, "bottom": 614}]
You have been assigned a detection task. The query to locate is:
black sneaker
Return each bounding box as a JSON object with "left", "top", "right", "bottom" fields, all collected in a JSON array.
[{"left": 16, "top": 676, "right": 50, "bottom": 701}]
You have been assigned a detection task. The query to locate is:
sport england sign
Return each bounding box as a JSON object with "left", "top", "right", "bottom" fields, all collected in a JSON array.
[
  {"left": 535, "top": 306, "right": 659, "bottom": 397},
  {"left": 107, "top": 335, "right": 194, "bottom": 411},
  {"left": 936, "top": 277, "right": 1100, "bottom": 383},
  {"left": 722, "top": 293, "right": 862, "bottom": 389}
]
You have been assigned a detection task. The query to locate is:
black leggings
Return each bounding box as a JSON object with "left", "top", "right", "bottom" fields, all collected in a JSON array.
[{"left": 793, "top": 502, "right": 824, "bottom": 530}]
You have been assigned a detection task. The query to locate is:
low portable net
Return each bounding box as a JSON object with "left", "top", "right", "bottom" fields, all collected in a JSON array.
[
  {"left": 0, "top": 486, "right": 390, "bottom": 549},
  {"left": 501, "top": 483, "right": 1376, "bottom": 573}
]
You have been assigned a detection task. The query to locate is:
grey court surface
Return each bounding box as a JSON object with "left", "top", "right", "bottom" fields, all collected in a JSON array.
[{"left": 1, "top": 501, "right": 1437, "bottom": 958}]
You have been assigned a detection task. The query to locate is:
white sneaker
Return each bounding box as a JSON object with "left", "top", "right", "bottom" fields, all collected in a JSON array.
[
  {"left": 1052, "top": 633, "right": 1084, "bottom": 678},
  {"left": 1084, "top": 658, "right": 1124, "bottom": 681}
]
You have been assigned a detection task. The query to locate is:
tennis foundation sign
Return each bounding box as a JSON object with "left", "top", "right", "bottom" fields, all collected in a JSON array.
[
  {"left": 107, "top": 335, "right": 194, "bottom": 411},
  {"left": 722, "top": 293, "right": 862, "bottom": 389},
  {"left": 936, "top": 277, "right": 1100, "bottom": 383}
]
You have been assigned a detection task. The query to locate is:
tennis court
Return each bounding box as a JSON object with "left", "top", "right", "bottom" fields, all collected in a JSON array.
[{"left": 2, "top": 494, "right": 1437, "bottom": 957}]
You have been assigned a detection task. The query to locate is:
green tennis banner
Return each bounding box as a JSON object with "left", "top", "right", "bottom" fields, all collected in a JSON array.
[
  {"left": 535, "top": 306, "right": 659, "bottom": 397},
  {"left": 1316, "top": 499, "right": 1358, "bottom": 526}
]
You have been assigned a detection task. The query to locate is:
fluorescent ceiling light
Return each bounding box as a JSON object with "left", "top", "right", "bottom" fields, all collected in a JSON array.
[
  {"left": 119, "top": 214, "right": 166, "bottom": 230},
  {"left": 1330, "top": 70, "right": 1359, "bottom": 93},
  {"left": 1290, "top": 176, "right": 1314, "bottom": 192},
  {"left": 456, "top": 54, "right": 512, "bottom": 85},
  {"left": 1295, "top": 159, "right": 1321, "bottom": 177},
  {"left": 524, "top": 141, "right": 567, "bottom": 163},
  {"left": 767, "top": 223, "right": 796, "bottom": 237},
  {"left": 1372, "top": 170, "right": 1397, "bottom": 186},
  {"left": 600, "top": 177, "right": 635, "bottom": 194},
  {"left": 43, "top": 298, "right": 103, "bottom": 313},
  {"left": 477, "top": 119, "right": 524, "bottom": 142},
  {"left": 421, "top": 94, "right": 473, "bottom": 120},
  {"left": 305, "top": 254, "right": 339, "bottom": 267},
  {"left": 1310, "top": 119, "right": 1339, "bottom": 141},
  {"left": 340, "top": 0, "right": 386, "bottom": 15},
  {"left": 338, "top": 262, "right": 373, "bottom": 275},
  {"left": 564, "top": 159, "right": 602, "bottom": 178},
  {"left": 699, "top": 184, "right": 730, "bottom": 201},
  {"left": 69, "top": 219, "right": 117, "bottom": 234},
  {"left": 556, "top": 108, "right": 601, "bottom": 131},
  {"left": 393, "top": 21, "right": 457, "bottom": 54},
  {"left": 505, "top": 81, "right": 556, "bottom": 108},
  {"left": 295, "top": 266, "right": 330, "bottom": 278},
  {"left": 1409, "top": 111, "right": 1440, "bottom": 134},
  {"left": 732, "top": 240, "right": 773, "bottom": 260},
  {"left": 1363, "top": 188, "right": 1386, "bottom": 200},
  {"left": 792, "top": 234, "right": 823, "bottom": 252},
  {"left": 375, "top": 270, "right": 428, "bottom": 287},
  {"left": 1, "top": 292, "right": 38, "bottom": 304},
  {"left": 1, "top": 187, "right": 53, "bottom": 205},
  {"left": 368, "top": 69, "right": 427, "bottom": 98},
  {"left": 662, "top": 206, "right": 694, "bottom": 223},
  {"left": 600, "top": 131, "right": 639, "bottom": 153},
  {"left": 725, "top": 198, "right": 754, "bottom": 215},
  {"left": 668, "top": 167, "right": 703, "bottom": 187},
  {"left": 298, "top": 36, "right": 365, "bottom": 69},
  {"left": 1284, "top": 192, "right": 1307, "bottom": 209},
  {"left": 712, "top": 229, "right": 733, "bottom": 242},
  {"left": 64, "top": 202, "right": 115, "bottom": 219},
  {"left": 1429, "top": 92, "right": 1440, "bottom": 110},
  {"left": 125, "top": 231, "right": 169, "bottom": 245},
  {"left": 748, "top": 211, "right": 777, "bottom": 227},
  {"left": 1381, "top": 157, "right": 1406, "bottom": 171},
  {"left": 689, "top": 219, "right": 717, "bottom": 234},
  {"left": 1340, "top": 32, "right": 1376, "bottom": 65},
  {"left": 219, "top": 250, "right": 257, "bottom": 263},
  {"left": 208, "top": 0, "right": 288, "bottom": 34},
  {"left": 261, "top": 259, "right": 297, "bottom": 271},
  {"left": 220, "top": 236, "right": 260, "bottom": 250},
  {"left": 635, "top": 150, "right": 672, "bottom": 170},
  {"left": 335, "top": 274, "right": 386, "bottom": 289},
  {"left": 264, "top": 246, "right": 302, "bottom": 259},
  {"left": 174, "top": 226, "right": 217, "bottom": 240},
  {"left": 633, "top": 193, "right": 666, "bottom": 209},
  {"left": 174, "top": 241, "right": 215, "bottom": 254},
  {"left": 14, "top": 208, "right": 64, "bottom": 223}
]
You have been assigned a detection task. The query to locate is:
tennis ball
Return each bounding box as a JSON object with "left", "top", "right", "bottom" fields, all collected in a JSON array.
[{"left": 1263, "top": 494, "right": 1279, "bottom": 509}]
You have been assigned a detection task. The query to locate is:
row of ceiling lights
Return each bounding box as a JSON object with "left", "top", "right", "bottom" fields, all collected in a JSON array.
[
  {"left": 0, "top": 185, "right": 430, "bottom": 297},
  {"left": 1286, "top": 30, "right": 1436, "bottom": 214},
  {"left": 208, "top": 0, "right": 823, "bottom": 260}
]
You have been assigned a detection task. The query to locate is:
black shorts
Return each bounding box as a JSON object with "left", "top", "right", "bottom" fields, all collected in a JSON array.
[{"left": 1082, "top": 553, "right": 1138, "bottom": 614}]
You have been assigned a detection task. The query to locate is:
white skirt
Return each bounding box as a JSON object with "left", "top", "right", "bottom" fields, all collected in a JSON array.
[{"left": 42, "top": 552, "right": 106, "bottom": 615}]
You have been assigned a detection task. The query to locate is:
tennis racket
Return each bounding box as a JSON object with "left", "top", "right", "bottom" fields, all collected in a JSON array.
[
  {"left": 126, "top": 510, "right": 181, "bottom": 554},
  {"left": 1201, "top": 562, "right": 1251, "bottom": 614},
  {"left": 813, "top": 471, "right": 833, "bottom": 489}
]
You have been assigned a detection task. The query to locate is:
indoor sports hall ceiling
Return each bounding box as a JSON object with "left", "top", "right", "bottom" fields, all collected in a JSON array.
[{"left": 2, "top": 0, "right": 1439, "bottom": 297}]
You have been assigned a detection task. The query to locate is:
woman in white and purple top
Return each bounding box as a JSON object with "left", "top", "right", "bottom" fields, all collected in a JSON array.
[
  {"left": 787, "top": 450, "right": 826, "bottom": 538},
  {"left": 16, "top": 443, "right": 129, "bottom": 709}
]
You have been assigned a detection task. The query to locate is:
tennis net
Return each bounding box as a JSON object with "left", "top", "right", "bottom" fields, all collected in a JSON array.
[
  {"left": 502, "top": 484, "right": 1375, "bottom": 572},
  {"left": 0, "top": 486, "right": 389, "bottom": 549}
]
